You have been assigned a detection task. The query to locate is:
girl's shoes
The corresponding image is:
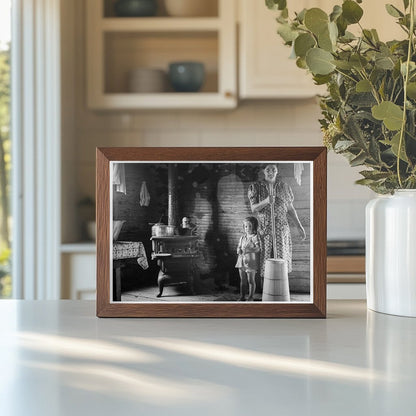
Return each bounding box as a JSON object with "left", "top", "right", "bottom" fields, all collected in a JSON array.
[{"left": 238, "top": 296, "right": 246, "bottom": 301}]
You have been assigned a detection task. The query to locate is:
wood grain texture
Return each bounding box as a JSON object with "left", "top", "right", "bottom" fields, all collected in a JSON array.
[
  {"left": 96, "top": 148, "right": 110, "bottom": 317},
  {"left": 312, "top": 148, "right": 327, "bottom": 318},
  {"left": 96, "top": 147, "right": 327, "bottom": 318},
  {"left": 327, "top": 256, "right": 365, "bottom": 274}
]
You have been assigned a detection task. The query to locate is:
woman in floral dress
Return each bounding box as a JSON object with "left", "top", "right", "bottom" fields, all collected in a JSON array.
[{"left": 248, "top": 164, "right": 306, "bottom": 280}]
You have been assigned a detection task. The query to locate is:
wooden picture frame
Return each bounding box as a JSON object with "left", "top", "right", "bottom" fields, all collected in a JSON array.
[{"left": 96, "top": 147, "right": 327, "bottom": 318}]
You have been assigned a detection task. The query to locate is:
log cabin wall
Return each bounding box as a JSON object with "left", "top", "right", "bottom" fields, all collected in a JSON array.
[
  {"left": 114, "top": 162, "right": 310, "bottom": 293},
  {"left": 179, "top": 163, "right": 311, "bottom": 293}
]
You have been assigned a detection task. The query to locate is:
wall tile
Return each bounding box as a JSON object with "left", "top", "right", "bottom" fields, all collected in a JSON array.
[
  {"left": 142, "top": 130, "right": 200, "bottom": 146},
  {"left": 178, "top": 110, "right": 227, "bottom": 130},
  {"left": 132, "top": 111, "right": 180, "bottom": 130}
]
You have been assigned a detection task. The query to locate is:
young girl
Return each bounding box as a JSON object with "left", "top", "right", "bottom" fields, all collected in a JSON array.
[{"left": 235, "top": 216, "right": 261, "bottom": 301}]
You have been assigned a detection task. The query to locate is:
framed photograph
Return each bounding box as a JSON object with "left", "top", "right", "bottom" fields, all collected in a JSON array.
[{"left": 96, "top": 147, "right": 327, "bottom": 318}]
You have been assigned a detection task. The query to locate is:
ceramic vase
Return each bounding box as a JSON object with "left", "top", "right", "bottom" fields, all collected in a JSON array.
[{"left": 366, "top": 190, "right": 416, "bottom": 317}]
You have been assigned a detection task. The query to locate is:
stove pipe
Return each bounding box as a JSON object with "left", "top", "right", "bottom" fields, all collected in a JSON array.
[{"left": 168, "top": 164, "right": 178, "bottom": 226}]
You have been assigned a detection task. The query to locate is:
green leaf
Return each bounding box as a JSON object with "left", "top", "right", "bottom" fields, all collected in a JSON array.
[
  {"left": 342, "top": 0, "right": 364, "bottom": 24},
  {"left": 403, "top": 0, "right": 410, "bottom": 10},
  {"left": 407, "top": 82, "right": 416, "bottom": 99},
  {"left": 318, "top": 27, "right": 334, "bottom": 52},
  {"left": 356, "top": 79, "right": 372, "bottom": 92},
  {"left": 266, "top": 0, "right": 287, "bottom": 11},
  {"left": 369, "top": 136, "right": 382, "bottom": 163},
  {"left": 401, "top": 61, "right": 416, "bottom": 76},
  {"left": 371, "top": 29, "right": 380, "bottom": 42},
  {"left": 306, "top": 48, "right": 335, "bottom": 75},
  {"left": 296, "top": 57, "right": 308, "bottom": 69},
  {"left": 344, "top": 114, "right": 367, "bottom": 147},
  {"left": 334, "top": 140, "right": 355, "bottom": 151},
  {"left": 350, "top": 54, "right": 368, "bottom": 70},
  {"left": 294, "top": 33, "right": 316, "bottom": 58},
  {"left": 330, "top": 5, "right": 342, "bottom": 22},
  {"left": 304, "top": 8, "right": 329, "bottom": 35},
  {"left": 350, "top": 152, "right": 367, "bottom": 167},
  {"left": 339, "top": 31, "right": 356, "bottom": 43},
  {"left": 333, "top": 60, "right": 353, "bottom": 70},
  {"left": 296, "top": 8, "right": 307, "bottom": 23},
  {"left": 363, "top": 29, "right": 376, "bottom": 46},
  {"left": 375, "top": 55, "right": 395, "bottom": 70},
  {"left": 389, "top": 132, "right": 409, "bottom": 162},
  {"left": 385, "top": 4, "right": 404, "bottom": 18},
  {"left": 313, "top": 74, "right": 332, "bottom": 85},
  {"left": 281, "top": 8, "right": 288, "bottom": 19},
  {"left": 372, "top": 101, "right": 404, "bottom": 131},
  {"left": 355, "top": 178, "right": 377, "bottom": 186},
  {"left": 328, "top": 21, "right": 338, "bottom": 44},
  {"left": 360, "top": 170, "right": 391, "bottom": 181},
  {"left": 277, "top": 23, "right": 298, "bottom": 43}
]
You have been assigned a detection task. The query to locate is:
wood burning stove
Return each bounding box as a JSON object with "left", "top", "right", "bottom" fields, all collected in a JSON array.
[{"left": 151, "top": 236, "right": 199, "bottom": 297}]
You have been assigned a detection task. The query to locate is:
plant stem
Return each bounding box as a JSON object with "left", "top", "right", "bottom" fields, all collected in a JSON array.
[
  {"left": 397, "top": 0, "right": 415, "bottom": 188},
  {"left": 334, "top": 68, "right": 358, "bottom": 84}
]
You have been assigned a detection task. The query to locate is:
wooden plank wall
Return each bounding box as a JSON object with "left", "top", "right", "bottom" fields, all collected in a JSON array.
[{"left": 113, "top": 162, "right": 311, "bottom": 293}]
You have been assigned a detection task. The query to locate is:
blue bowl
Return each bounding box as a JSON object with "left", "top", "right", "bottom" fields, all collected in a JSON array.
[
  {"left": 168, "top": 62, "right": 205, "bottom": 93},
  {"left": 114, "top": 0, "right": 157, "bottom": 17}
]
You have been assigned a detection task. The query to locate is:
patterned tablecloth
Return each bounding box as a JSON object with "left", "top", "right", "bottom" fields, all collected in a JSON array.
[{"left": 113, "top": 241, "right": 149, "bottom": 270}]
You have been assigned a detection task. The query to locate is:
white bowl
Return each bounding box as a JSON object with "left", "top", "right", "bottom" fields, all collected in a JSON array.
[
  {"left": 164, "top": 0, "right": 217, "bottom": 17},
  {"left": 128, "top": 68, "right": 167, "bottom": 93}
]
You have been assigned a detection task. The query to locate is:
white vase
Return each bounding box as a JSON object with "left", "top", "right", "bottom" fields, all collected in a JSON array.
[{"left": 366, "top": 190, "right": 416, "bottom": 317}]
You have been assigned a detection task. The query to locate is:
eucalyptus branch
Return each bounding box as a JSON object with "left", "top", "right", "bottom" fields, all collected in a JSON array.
[
  {"left": 390, "top": 79, "right": 398, "bottom": 101},
  {"left": 334, "top": 68, "right": 359, "bottom": 84},
  {"left": 358, "top": 69, "right": 381, "bottom": 104},
  {"left": 397, "top": 0, "right": 415, "bottom": 188}
]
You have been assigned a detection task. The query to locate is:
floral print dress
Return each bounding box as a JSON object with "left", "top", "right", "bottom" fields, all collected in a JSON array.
[{"left": 248, "top": 180, "right": 294, "bottom": 276}]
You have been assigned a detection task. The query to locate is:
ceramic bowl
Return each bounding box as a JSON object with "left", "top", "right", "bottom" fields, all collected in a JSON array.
[
  {"left": 128, "top": 68, "right": 167, "bottom": 93},
  {"left": 168, "top": 62, "right": 205, "bottom": 92},
  {"left": 114, "top": 0, "right": 157, "bottom": 17}
]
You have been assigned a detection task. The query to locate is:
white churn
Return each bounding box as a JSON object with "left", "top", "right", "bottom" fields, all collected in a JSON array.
[{"left": 262, "top": 258, "right": 290, "bottom": 301}]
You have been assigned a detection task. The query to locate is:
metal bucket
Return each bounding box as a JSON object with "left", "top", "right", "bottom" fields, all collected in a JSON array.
[{"left": 262, "top": 258, "right": 290, "bottom": 301}]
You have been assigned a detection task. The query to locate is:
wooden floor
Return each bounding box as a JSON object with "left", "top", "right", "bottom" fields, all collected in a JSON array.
[{"left": 121, "top": 281, "right": 310, "bottom": 303}]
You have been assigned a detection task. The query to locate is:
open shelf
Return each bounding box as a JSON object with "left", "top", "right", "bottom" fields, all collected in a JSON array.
[
  {"left": 86, "top": 0, "right": 236, "bottom": 109},
  {"left": 104, "top": 31, "right": 218, "bottom": 94},
  {"left": 103, "top": 0, "right": 219, "bottom": 18},
  {"left": 101, "top": 17, "right": 221, "bottom": 31}
]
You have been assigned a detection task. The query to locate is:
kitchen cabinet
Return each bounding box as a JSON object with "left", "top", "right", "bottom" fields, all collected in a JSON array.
[
  {"left": 86, "top": 0, "right": 237, "bottom": 109},
  {"left": 238, "top": 0, "right": 404, "bottom": 99},
  {"left": 61, "top": 245, "right": 96, "bottom": 300},
  {"left": 238, "top": 0, "right": 325, "bottom": 99}
]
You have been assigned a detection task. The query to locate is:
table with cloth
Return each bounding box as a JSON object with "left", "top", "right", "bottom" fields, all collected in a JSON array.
[{"left": 113, "top": 241, "right": 149, "bottom": 301}]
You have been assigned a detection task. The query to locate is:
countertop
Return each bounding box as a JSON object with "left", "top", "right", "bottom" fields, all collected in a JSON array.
[{"left": 0, "top": 300, "right": 415, "bottom": 415}]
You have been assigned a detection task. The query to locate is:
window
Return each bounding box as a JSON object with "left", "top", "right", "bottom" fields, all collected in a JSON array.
[{"left": 0, "top": 0, "right": 11, "bottom": 298}]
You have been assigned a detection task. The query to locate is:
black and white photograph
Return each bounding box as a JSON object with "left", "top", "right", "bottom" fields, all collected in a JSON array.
[{"left": 110, "top": 161, "right": 312, "bottom": 303}]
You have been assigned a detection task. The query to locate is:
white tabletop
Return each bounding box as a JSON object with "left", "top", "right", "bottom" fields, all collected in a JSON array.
[{"left": 0, "top": 300, "right": 415, "bottom": 416}]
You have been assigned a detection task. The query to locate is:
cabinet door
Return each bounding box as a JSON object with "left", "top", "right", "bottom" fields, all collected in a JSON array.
[
  {"left": 61, "top": 253, "right": 96, "bottom": 300},
  {"left": 239, "top": 0, "right": 404, "bottom": 99},
  {"left": 239, "top": 0, "right": 326, "bottom": 99}
]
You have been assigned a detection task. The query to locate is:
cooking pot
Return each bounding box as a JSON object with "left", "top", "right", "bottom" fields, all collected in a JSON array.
[{"left": 151, "top": 223, "right": 176, "bottom": 237}]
